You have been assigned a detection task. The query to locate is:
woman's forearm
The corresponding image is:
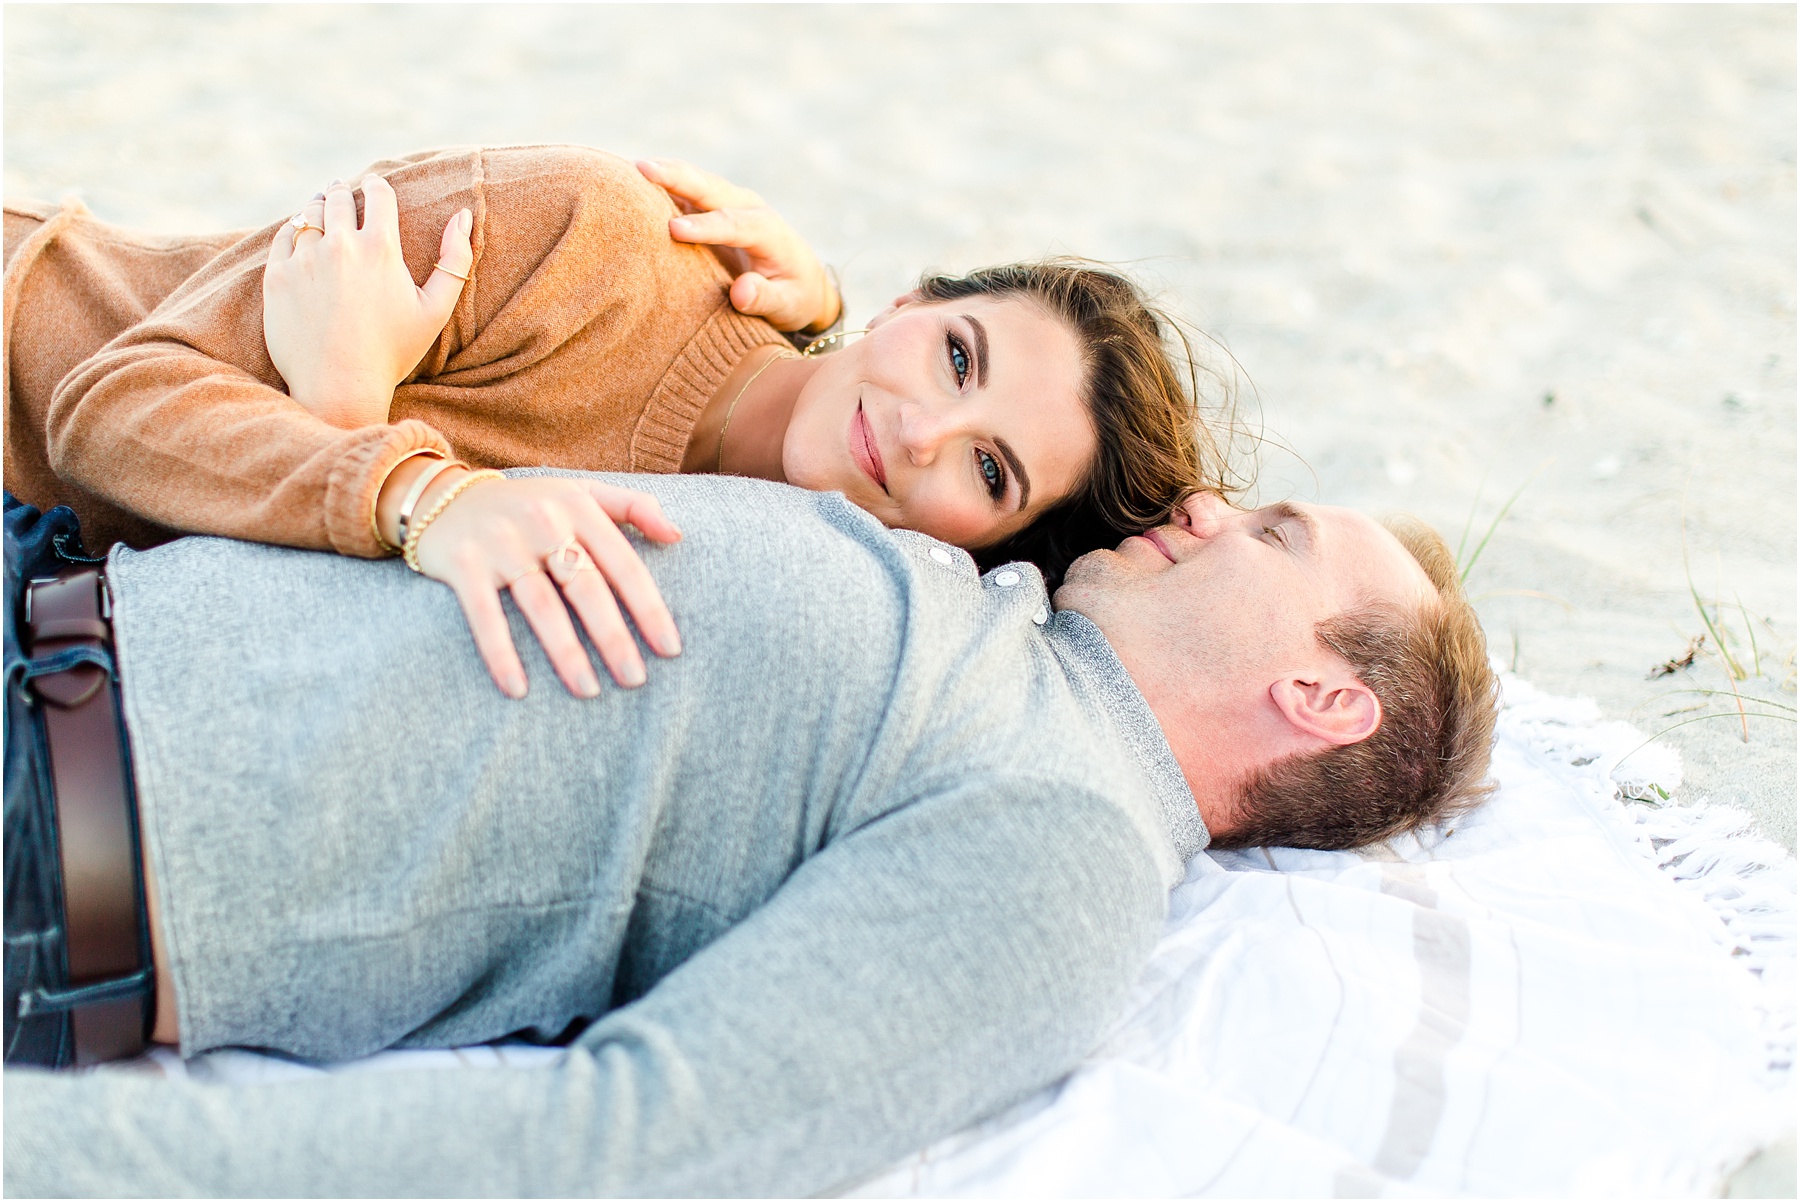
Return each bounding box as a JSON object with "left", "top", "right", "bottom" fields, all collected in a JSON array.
[{"left": 47, "top": 326, "right": 453, "bottom": 557}]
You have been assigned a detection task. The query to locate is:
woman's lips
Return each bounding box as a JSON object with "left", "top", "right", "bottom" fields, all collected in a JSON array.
[{"left": 852, "top": 403, "right": 888, "bottom": 492}]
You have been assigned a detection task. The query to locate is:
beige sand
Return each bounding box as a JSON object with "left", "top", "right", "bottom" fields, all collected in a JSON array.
[
  {"left": 4, "top": 9, "right": 1794, "bottom": 1189},
  {"left": 5, "top": 5, "right": 1792, "bottom": 849}
]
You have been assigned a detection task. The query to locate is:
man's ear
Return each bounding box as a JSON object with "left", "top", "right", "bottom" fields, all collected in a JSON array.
[
  {"left": 1269, "top": 673, "right": 1381, "bottom": 746},
  {"left": 867, "top": 290, "right": 923, "bottom": 329}
]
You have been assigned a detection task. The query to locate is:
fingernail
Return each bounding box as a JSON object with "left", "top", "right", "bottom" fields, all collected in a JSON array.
[
  {"left": 459, "top": 208, "right": 472, "bottom": 234},
  {"left": 578, "top": 674, "right": 601, "bottom": 699},
  {"left": 622, "top": 661, "right": 648, "bottom": 688},
  {"left": 660, "top": 632, "right": 682, "bottom": 657},
  {"left": 670, "top": 216, "right": 691, "bottom": 231},
  {"left": 505, "top": 673, "right": 527, "bottom": 699},
  {"left": 312, "top": 192, "right": 325, "bottom": 201},
  {"left": 329, "top": 178, "right": 342, "bottom": 187}
]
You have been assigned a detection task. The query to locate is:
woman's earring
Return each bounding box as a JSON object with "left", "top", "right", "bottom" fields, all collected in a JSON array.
[{"left": 801, "top": 328, "right": 870, "bottom": 357}]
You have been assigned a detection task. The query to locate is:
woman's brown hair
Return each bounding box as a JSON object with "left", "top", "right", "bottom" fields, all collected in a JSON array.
[{"left": 914, "top": 258, "right": 1231, "bottom": 585}]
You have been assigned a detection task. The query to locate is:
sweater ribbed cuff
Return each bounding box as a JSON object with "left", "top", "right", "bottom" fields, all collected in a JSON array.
[{"left": 324, "top": 420, "right": 456, "bottom": 558}]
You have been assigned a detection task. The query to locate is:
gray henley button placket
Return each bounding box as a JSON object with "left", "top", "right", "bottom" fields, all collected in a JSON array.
[{"left": 929, "top": 547, "right": 954, "bottom": 566}]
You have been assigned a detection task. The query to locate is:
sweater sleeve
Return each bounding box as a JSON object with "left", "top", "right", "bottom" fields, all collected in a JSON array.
[
  {"left": 40, "top": 146, "right": 700, "bottom": 557},
  {"left": 2, "top": 781, "right": 1166, "bottom": 1197},
  {"left": 41, "top": 181, "right": 472, "bottom": 557}
]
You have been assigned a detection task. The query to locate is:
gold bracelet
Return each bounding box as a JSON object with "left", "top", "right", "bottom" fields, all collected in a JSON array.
[
  {"left": 402, "top": 469, "right": 505, "bottom": 573},
  {"left": 370, "top": 447, "right": 446, "bottom": 553}
]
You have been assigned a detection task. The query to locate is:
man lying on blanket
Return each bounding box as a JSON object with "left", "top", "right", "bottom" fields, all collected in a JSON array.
[{"left": 4, "top": 477, "right": 1496, "bottom": 1197}]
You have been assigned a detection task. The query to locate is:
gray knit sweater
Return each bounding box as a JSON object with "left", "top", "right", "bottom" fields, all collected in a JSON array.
[{"left": 4, "top": 472, "right": 1206, "bottom": 1197}]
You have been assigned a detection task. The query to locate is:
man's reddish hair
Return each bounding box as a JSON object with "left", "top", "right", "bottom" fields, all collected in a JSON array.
[{"left": 1211, "top": 515, "right": 1500, "bottom": 851}]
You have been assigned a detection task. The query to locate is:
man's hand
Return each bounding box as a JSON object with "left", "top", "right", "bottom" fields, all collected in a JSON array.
[
  {"left": 637, "top": 158, "right": 841, "bottom": 336},
  {"left": 264, "top": 175, "right": 474, "bottom": 428}
]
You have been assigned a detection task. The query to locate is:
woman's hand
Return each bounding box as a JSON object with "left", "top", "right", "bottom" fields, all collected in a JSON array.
[
  {"left": 264, "top": 175, "right": 474, "bottom": 429},
  {"left": 637, "top": 158, "right": 841, "bottom": 336},
  {"left": 384, "top": 466, "right": 684, "bottom": 699}
]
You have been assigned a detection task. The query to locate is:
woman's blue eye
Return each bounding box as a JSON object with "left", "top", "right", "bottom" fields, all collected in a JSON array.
[
  {"left": 947, "top": 333, "right": 971, "bottom": 387},
  {"left": 977, "top": 449, "right": 1005, "bottom": 499}
]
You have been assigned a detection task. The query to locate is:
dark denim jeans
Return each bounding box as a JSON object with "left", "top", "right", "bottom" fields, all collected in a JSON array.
[{"left": 4, "top": 492, "right": 109, "bottom": 1067}]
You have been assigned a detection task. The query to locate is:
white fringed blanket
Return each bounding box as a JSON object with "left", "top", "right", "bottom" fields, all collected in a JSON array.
[
  {"left": 846, "top": 673, "right": 1794, "bottom": 1197},
  {"left": 139, "top": 673, "right": 1795, "bottom": 1196}
]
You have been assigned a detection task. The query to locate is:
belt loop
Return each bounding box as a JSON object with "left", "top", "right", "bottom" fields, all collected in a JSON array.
[
  {"left": 23, "top": 644, "right": 115, "bottom": 682},
  {"left": 19, "top": 969, "right": 152, "bottom": 1017}
]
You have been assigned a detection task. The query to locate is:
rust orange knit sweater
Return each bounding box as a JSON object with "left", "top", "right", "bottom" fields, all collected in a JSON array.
[{"left": 3, "top": 145, "right": 788, "bottom": 555}]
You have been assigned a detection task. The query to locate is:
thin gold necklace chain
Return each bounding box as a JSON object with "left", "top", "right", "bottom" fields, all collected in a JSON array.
[{"left": 716, "top": 346, "right": 800, "bottom": 474}]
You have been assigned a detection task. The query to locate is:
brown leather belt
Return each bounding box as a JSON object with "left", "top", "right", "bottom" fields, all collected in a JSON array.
[{"left": 21, "top": 567, "right": 153, "bottom": 1064}]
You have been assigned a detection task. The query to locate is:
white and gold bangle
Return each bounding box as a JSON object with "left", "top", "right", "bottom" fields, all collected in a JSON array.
[
  {"left": 394, "top": 456, "right": 465, "bottom": 548},
  {"left": 402, "top": 469, "right": 505, "bottom": 573}
]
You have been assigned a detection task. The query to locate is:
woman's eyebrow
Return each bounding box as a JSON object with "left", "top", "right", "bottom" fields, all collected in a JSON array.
[
  {"left": 995, "top": 438, "right": 1030, "bottom": 509},
  {"left": 961, "top": 315, "right": 990, "bottom": 388}
]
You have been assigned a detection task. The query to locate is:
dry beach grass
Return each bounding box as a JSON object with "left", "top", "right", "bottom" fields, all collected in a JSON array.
[{"left": 6, "top": 5, "right": 1792, "bottom": 851}]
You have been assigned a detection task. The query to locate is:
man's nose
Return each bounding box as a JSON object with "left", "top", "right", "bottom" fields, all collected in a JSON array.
[{"left": 1170, "top": 489, "right": 1233, "bottom": 537}]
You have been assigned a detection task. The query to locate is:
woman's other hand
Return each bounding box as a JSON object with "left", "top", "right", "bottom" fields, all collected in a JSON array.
[
  {"left": 378, "top": 465, "right": 684, "bottom": 699},
  {"left": 637, "top": 158, "right": 841, "bottom": 336},
  {"left": 264, "top": 175, "right": 474, "bottom": 429}
]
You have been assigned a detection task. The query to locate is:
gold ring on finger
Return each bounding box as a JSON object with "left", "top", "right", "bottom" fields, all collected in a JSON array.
[
  {"left": 546, "top": 536, "right": 595, "bottom": 583},
  {"left": 500, "top": 565, "right": 539, "bottom": 589},
  {"left": 291, "top": 215, "right": 324, "bottom": 237}
]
